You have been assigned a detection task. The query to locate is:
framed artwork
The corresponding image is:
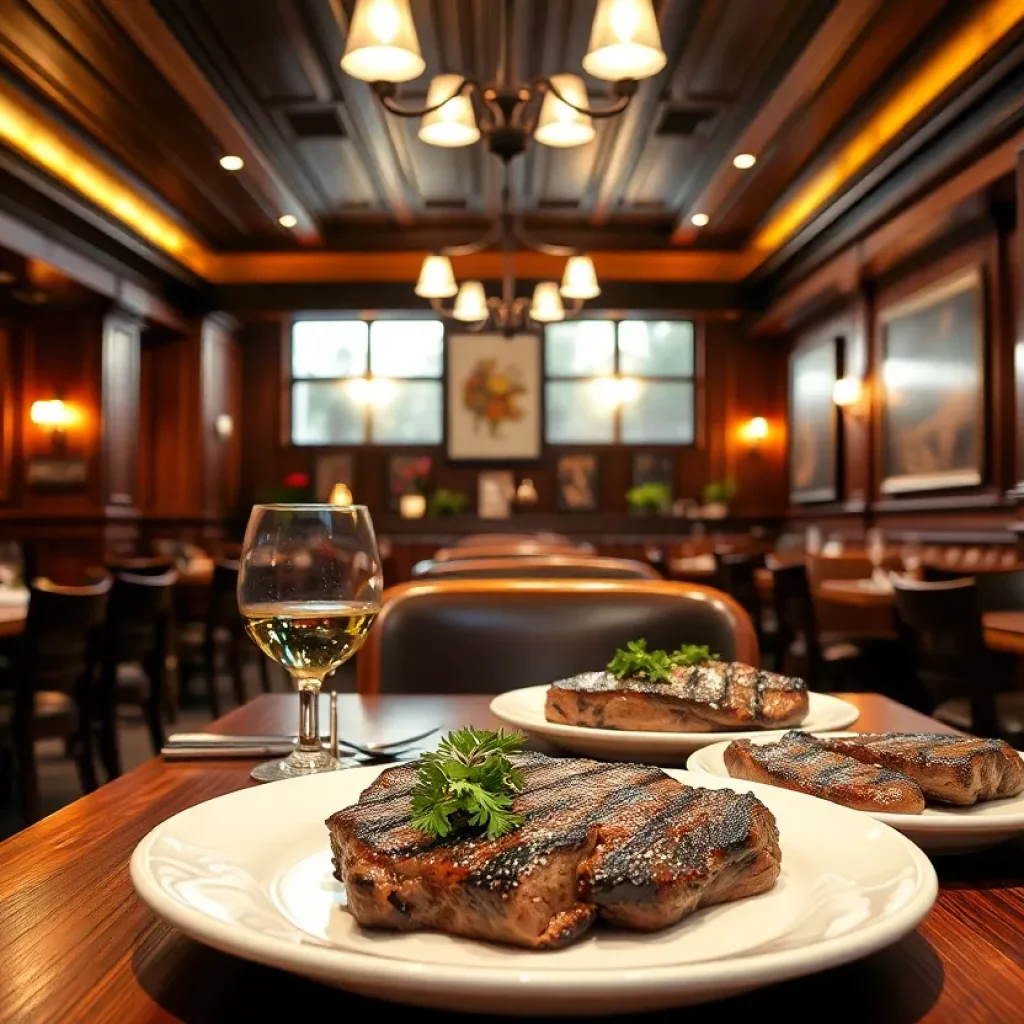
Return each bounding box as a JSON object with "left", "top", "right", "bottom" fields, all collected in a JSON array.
[
  {"left": 477, "top": 470, "right": 515, "bottom": 519},
  {"left": 387, "top": 454, "right": 432, "bottom": 511},
  {"left": 557, "top": 454, "right": 599, "bottom": 511},
  {"left": 447, "top": 332, "right": 541, "bottom": 461},
  {"left": 314, "top": 453, "right": 354, "bottom": 503},
  {"left": 631, "top": 452, "right": 674, "bottom": 494},
  {"left": 879, "top": 268, "right": 984, "bottom": 494},
  {"left": 789, "top": 336, "right": 839, "bottom": 503}
]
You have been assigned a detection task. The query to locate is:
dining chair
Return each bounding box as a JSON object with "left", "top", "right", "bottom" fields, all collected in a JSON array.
[
  {"left": 890, "top": 576, "right": 1016, "bottom": 738},
  {"left": 98, "top": 569, "right": 178, "bottom": 777},
  {"left": 431, "top": 540, "right": 595, "bottom": 562},
  {"left": 921, "top": 565, "right": 1024, "bottom": 611},
  {"left": 0, "top": 575, "right": 111, "bottom": 823},
  {"left": 105, "top": 556, "right": 177, "bottom": 577},
  {"left": 713, "top": 553, "right": 775, "bottom": 662},
  {"left": 410, "top": 554, "right": 661, "bottom": 580},
  {"left": 452, "top": 532, "right": 572, "bottom": 547},
  {"left": 356, "top": 578, "right": 758, "bottom": 694}
]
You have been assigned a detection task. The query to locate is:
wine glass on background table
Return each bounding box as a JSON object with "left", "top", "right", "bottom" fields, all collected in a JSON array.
[{"left": 238, "top": 504, "right": 382, "bottom": 782}]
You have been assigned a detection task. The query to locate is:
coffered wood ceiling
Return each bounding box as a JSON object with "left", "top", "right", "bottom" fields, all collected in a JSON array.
[{"left": 0, "top": 0, "right": 1022, "bottom": 302}]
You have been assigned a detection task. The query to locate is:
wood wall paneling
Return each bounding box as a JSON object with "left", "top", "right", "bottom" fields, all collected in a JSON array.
[{"left": 101, "top": 312, "right": 141, "bottom": 510}]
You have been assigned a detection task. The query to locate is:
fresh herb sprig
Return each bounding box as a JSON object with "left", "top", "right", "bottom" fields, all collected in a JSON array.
[
  {"left": 607, "top": 638, "right": 717, "bottom": 683},
  {"left": 410, "top": 728, "right": 526, "bottom": 841}
]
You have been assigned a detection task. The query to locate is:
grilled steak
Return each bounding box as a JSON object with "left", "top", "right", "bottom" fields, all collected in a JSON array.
[
  {"left": 724, "top": 731, "right": 926, "bottom": 814},
  {"left": 327, "top": 752, "right": 781, "bottom": 949},
  {"left": 813, "top": 733, "right": 1024, "bottom": 806},
  {"left": 544, "top": 662, "right": 809, "bottom": 733}
]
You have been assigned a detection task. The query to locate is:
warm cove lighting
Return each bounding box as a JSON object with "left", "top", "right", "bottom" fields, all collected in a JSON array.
[
  {"left": 753, "top": 0, "right": 1024, "bottom": 253},
  {"left": 0, "top": 90, "right": 206, "bottom": 272},
  {"left": 341, "top": 0, "right": 425, "bottom": 83},
  {"left": 30, "top": 399, "right": 73, "bottom": 427}
]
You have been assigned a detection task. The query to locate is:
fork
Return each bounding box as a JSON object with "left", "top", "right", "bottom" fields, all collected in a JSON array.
[{"left": 336, "top": 725, "right": 439, "bottom": 758}]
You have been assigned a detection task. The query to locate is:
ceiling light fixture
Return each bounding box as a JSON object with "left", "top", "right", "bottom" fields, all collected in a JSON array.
[
  {"left": 733, "top": 153, "right": 756, "bottom": 169},
  {"left": 341, "top": 0, "right": 664, "bottom": 163},
  {"left": 278, "top": 214, "right": 298, "bottom": 228},
  {"left": 219, "top": 155, "right": 244, "bottom": 171},
  {"left": 691, "top": 212, "right": 709, "bottom": 227}
]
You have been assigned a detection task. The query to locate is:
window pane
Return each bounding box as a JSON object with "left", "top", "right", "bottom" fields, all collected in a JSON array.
[
  {"left": 371, "top": 380, "right": 443, "bottom": 444},
  {"left": 620, "top": 382, "right": 694, "bottom": 444},
  {"left": 370, "top": 320, "right": 444, "bottom": 377},
  {"left": 292, "top": 321, "right": 368, "bottom": 378},
  {"left": 545, "top": 381, "right": 615, "bottom": 444},
  {"left": 545, "top": 321, "right": 615, "bottom": 376},
  {"left": 291, "top": 381, "right": 365, "bottom": 444},
  {"left": 618, "top": 320, "right": 694, "bottom": 376}
]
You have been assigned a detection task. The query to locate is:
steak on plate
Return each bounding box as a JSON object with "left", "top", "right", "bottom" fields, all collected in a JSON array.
[
  {"left": 544, "top": 662, "right": 809, "bottom": 733},
  {"left": 326, "top": 752, "right": 781, "bottom": 949},
  {"left": 724, "top": 731, "right": 926, "bottom": 814},
  {"left": 812, "top": 733, "right": 1024, "bottom": 806}
]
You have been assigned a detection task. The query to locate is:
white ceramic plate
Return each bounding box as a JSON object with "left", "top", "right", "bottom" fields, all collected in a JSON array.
[
  {"left": 687, "top": 734, "right": 1024, "bottom": 854},
  {"left": 488, "top": 685, "right": 859, "bottom": 763},
  {"left": 131, "top": 765, "right": 935, "bottom": 1015}
]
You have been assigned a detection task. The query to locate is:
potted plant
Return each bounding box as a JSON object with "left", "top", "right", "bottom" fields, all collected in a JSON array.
[
  {"left": 428, "top": 488, "right": 468, "bottom": 517},
  {"left": 700, "top": 478, "right": 738, "bottom": 519},
  {"left": 625, "top": 481, "right": 671, "bottom": 516}
]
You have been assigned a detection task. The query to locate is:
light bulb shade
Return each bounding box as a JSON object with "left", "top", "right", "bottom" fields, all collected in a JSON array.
[
  {"left": 583, "top": 0, "right": 666, "bottom": 81},
  {"left": 453, "top": 281, "right": 489, "bottom": 322},
  {"left": 341, "top": 0, "right": 425, "bottom": 83},
  {"left": 415, "top": 254, "right": 458, "bottom": 298},
  {"left": 560, "top": 254, "right": 601, "bottom": 299},
  {"left": 418, "top": 74, "right": 480, "bottom": 147},
  {"left": 530, "top": 282, "right": 565, "bottom": 323},
  {"left": 535, "top": 75, "right": 595, "bottom": 148}
]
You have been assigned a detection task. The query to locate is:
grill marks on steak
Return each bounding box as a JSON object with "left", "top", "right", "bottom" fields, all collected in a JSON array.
[
  {"left": 812, "top": 733, "right": 1024, "bottom": 806},
  {"left": 724, "top": 731, "right": 927, "bottom": 814},
  {"left": 544, "top": 662, "right": 809, "bottom": 733},
  {"left": 326, "top": 752, "right": 781, "bottom": 949}
]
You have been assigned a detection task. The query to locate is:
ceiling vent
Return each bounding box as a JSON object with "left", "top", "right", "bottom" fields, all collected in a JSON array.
[
  {"left": 655, "top": 107, "right": 715, "bottom": 136},
  {"left": 285, "top": 108, "right": 347, "bottom": 138}
]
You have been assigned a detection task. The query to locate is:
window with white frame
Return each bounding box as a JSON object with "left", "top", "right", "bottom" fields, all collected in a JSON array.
[
  {"left": 544, "top": 319, "right": 696, "bottom": 445},
  {"left": 289, "top": 319, "right": 444, "bottom": 445}
]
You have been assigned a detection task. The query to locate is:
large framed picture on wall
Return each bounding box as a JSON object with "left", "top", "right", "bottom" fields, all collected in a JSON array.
[
  {"left": 879, "top": 268, "right": 984, "bottom": 494},
  {"left": 447, "top": 332, "right": 542, "bottom": 461},
  {"left": 789, "top": 335, "right": 839, "bottom": 503}
]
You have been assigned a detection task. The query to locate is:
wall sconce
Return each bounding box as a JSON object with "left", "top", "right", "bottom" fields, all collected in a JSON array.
[
  {"left": 399, "top": 493, "right": 426, "bottom": 518},
  {"left": 739, "top": 416, "right": 769, "bottom": 449},
  {"left": 833, "top": 376, "right": 865, "bottom": 414},
  {"left": 30, "top": 399, "right": 74, "bottom": 451},
  {"left": 214, "top": 413, "right": 234, "bottom": 441}
]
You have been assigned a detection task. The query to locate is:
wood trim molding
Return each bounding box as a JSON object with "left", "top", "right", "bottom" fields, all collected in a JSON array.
[{"left": 355, "top": 578, "right": 760, "bottom": 694}]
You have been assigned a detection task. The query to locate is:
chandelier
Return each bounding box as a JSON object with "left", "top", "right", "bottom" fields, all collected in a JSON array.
[{"left": 339, "top": 0, "right": 667, "bottom": 334}]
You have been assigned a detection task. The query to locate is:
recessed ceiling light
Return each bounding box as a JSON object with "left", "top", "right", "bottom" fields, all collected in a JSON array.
[
  {"left": 691, "top": 212, "right": 709, "bottom": 227},
  {"left": 278, "top": 214, "right": 298, "bottom": 229},
  {"left": 733, "top": 153, "right": 756, "bottom": 169},
  {"left": 219, "top": 155, "right": 244, "bottom": 171}
]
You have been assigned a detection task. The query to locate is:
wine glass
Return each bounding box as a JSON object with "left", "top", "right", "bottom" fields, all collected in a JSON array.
[{"left": 238, "top": 504, "right": 382, "bottom": 782}]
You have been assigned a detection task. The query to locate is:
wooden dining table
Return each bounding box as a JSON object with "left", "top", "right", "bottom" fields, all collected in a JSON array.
[{"left": 0, "top": 691, "right": 1021, "bottom": 1023}]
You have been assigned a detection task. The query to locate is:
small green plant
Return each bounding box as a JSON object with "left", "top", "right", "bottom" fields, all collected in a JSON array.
[
  {"left": 428, "top": 487, "right": 468, "bottom": 517},
  {"left": 625, "top": 481, "right": 671, "bottom": 513},
  {"left": 702, "top": 478, "right": 738, "bottom": 506}
]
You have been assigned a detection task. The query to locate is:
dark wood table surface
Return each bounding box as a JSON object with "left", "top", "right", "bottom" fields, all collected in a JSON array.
[{"left": 1, "top": 692, "right": 1022, "bottom": 1024}]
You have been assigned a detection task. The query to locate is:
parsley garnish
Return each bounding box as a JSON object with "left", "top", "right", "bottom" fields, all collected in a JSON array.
[
  {"left": 410, "top": 728, "right": 526, "bottom": 841},
  {"left": 607, "top": 638, "right": 717, "bottom": 683}
]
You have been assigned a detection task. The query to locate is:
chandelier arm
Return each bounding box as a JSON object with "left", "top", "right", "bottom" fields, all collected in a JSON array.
[
  {"left": 562, "top": 297, "right": 585, "bottom": 320},
  {"left": 439, "top": 220, "right": 504, "bottom": 258},
  {"left": 428, "top": 296, "right": 456, "bottom": 318},
  {"left": 512, "top": 218, "right": 575, "bottom": 257},
  {"left": 373, "top": 78, "right": 478, "bottom": 118},
  {"left": 535, "top": 76, "right": 639, "bottom": 118}
]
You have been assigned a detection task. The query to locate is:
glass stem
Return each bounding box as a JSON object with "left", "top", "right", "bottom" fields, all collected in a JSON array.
[{"left": 295, "top": 678, "right": 323, "bottom": 753}]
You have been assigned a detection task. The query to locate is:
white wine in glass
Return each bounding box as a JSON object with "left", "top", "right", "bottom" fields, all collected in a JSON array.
[{"left": 238, "top": 504, "right": 382, "bottom": 782}]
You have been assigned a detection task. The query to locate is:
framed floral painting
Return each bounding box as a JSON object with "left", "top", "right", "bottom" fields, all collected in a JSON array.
[{"left": 446, "top": 332, "right": 541, "bottom": 461}]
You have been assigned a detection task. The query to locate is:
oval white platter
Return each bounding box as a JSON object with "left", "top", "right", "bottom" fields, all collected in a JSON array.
[
  {"left": 131, "top": 764, "right": 936, "bottom": 1015},
  {"left": 489, "top": 684, "right": 859, "bottom": 762},
  {"left": 686, "top": 734, "right": 1024, "bottom": 854}
]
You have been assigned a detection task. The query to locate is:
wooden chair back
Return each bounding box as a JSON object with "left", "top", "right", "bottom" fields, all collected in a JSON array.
[
  {"left": 106, "top": 570, "right": 178, "bottom": 663},
  {"left": 357, "top": 578, "right": 758, "bottom": 694},
  {"left": 769, "top": 562, "right": 822, "bottom": 685}
]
